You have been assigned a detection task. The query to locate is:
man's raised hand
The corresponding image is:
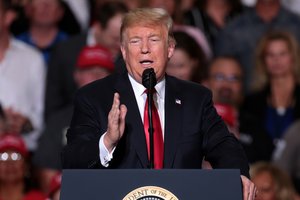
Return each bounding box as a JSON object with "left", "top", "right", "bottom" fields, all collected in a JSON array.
[{"left": 104, "top": 93, "right": 127, "bottom": 152}]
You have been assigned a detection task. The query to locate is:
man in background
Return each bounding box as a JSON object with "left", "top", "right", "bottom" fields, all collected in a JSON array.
[
  {"left": 205, "top": 56, "right": 274, "bottom": 163},
  {"left": 44, "top": 2, "right": 128, "bottom": 120},
  {"left": 33, "top": 45, "right": 114, "bottom": 193},
  {"left": 0, "top": 0, "right": 45, "bottom": 151}
]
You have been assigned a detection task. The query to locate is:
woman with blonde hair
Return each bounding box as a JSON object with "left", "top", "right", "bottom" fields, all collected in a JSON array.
[
  {"left": 250, "top": 161, "right": 299, "bottom": 200},
  {"left": 252, "top": 31, "right": 300, "bottom": 91},
  {"left": 241, "top": 31, "right": 300, "bottom": 161}
]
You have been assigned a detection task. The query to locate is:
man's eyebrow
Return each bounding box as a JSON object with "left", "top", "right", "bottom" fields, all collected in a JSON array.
[
  {"left": 128, "top": 36, "right": 141, "bottom": 40},
  {"left": 149, "top": 33, "right": 160, "bottom": 38}
]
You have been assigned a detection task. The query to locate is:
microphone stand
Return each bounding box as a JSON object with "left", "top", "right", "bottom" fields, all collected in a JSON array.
[
  {"left": 147, "top": 81, "right": 154, "bottom": 169},
  {"left": 142, "top": 68, "right": 157, "bottom": 169}
]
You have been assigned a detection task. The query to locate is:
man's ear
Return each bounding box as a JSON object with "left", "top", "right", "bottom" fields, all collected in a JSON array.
[
  {"left": 120, "top": 44, "right": 126, "bottom": 62},
  {"left": 24, "top": 3, "right": 33, "bottom": 19},
  {"left": 4, "top": 10, "right": 17, "bottom": 28},
  {"left": 55, "top": 3, "right": 65, "bottom": 22},
  {"left": 167, "top": 40, "right": 176, "bottom": 59},
  {"left": 92, "top": 22, "right": 104, "bottom": 43},
  {"left": 73, "top": 70, "right": 82, "bottom": 88},
  {"left": 93, "top": 22, "right": 103, "bottom": 34}
]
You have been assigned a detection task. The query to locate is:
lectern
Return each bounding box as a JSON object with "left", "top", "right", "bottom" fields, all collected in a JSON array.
[{"left": 60, "top": 169, "right": 242, "bottom": 200}]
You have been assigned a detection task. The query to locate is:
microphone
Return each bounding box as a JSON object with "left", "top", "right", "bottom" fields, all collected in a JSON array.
[
  {"left": 142, "top": 68, "right": 157, "bottom": 90},
  {"left": 142, "top": 68, "right": 157, "bottom": 169}
]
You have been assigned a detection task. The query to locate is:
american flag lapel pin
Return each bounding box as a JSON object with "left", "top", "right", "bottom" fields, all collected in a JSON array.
[{"left": 175, "top": 98, "right": 181, "bottom": 105}]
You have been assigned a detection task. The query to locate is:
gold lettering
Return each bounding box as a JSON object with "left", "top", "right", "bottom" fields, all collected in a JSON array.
[
  {"left": 158, "top": 191, "right": 167, "bottom": 197},
  {"left": 125, "top": 189, "right": 148, "bottom": 200},
  {"left": 136, "top": 189, "right": 149, "bottom": 197},
  {"left": 125, "top": 196, "right": 136, "bottom": 200},
  {"left": 151, "top": 189, "right": 157, "bottom": 194},
  {"left": 123, "top": 186, "right": 178, "bottom": 200}
]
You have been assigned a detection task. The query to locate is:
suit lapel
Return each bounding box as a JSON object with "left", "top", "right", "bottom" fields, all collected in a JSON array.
[
  {"left": 163, "top": 76, "right": 183, "bottom": 168},
  {"left": 114, "top": 73, "right": 149, "bottom": 168}
]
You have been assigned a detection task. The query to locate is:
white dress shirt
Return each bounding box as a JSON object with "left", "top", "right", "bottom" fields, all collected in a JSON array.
[
  {"left": 0, "top": 38, "right": 46, "bottom": 151},
  {"left": 282, "top": 0, "right": 300, "bottom": 16},
  {"left": 86, "top": 27, "right": 97, "bottom": 47},
  {"left": 99, "top": 74, "right": 165, "bottom": 166}
]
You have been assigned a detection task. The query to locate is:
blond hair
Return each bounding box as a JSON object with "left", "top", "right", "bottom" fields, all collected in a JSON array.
[
  {"left": 252, "top": 31, "right": 300, "bottom": 91},
  {"left": 250, "top": 162, "right": 296, "bottom": 200},
  {"left": 120, "top": 7, "right": 175, "bottom": 44}
]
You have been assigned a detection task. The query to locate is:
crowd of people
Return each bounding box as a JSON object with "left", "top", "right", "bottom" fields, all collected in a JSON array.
[{"left": 1, "top": 0, "right": 300, "bottom": 199}]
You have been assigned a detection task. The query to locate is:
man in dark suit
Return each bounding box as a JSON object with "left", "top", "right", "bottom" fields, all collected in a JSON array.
[{"left": 63, "top": 7, "right": 256, "bottom": 200}]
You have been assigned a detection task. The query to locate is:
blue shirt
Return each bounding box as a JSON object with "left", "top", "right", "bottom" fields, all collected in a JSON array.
[
  {"left": 265, "top": 106, "right": 294, "bottom": 140},
  {"left": 17, "top": 31, "right": 68, "bottom": 64}
]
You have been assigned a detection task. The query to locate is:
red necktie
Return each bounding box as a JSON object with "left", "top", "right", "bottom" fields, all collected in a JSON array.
[{"left": 143, "top": 90, "right": 164, "bottom": 169}]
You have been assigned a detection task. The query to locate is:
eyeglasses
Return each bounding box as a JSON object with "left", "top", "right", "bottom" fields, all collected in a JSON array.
[
  {"left": 0, "top": 152, "right": 22, "bottom": 161},
  {"left": 210, "top": 73, "right": 242, "bottom": 83}
]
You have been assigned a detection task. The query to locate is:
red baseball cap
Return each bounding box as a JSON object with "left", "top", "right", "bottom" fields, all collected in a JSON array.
[
  {"left": 0, "top": 134, "right": 28, "bottom": 157},
  {"left": 77, "top": 45, "right": 114, "bottom": 72}
]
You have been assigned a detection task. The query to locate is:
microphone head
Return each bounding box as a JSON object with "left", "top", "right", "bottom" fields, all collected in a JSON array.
[{"left": 142, "top": 68, "right": 157, "bottom": 89}]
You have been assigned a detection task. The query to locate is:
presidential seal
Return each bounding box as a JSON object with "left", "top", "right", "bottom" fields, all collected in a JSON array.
[{"left": 123, "top": 186, "right": 179, "bottom": 200}]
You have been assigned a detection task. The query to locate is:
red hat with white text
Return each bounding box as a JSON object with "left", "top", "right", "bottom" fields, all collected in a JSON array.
[{"left": 0, "top": 134, "right": 28, "bottom": 157}]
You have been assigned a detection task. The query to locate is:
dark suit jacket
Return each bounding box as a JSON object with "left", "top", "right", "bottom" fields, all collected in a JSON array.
[
  {"left": 62, "top": 72, "right": 249, "bottom": 177},
  {"left": 45, "top": 33, "right": 87, "bottom": 119}
]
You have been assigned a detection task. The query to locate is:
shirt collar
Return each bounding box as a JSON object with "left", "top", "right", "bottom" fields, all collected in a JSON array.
[
  {"left": 128, "top": 73, "right": 165, "bottom": 99},
  {"left": 86, "top": 27, "right": 97, "bottom": 46}
]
